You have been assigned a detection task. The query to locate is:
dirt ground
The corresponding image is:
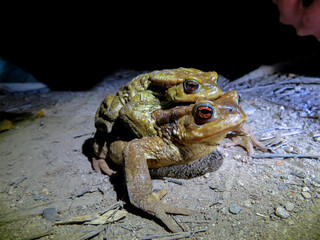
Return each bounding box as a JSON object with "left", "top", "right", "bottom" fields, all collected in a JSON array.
[{"left": 0, "top": 69, "right": 319, "bottom": 240}]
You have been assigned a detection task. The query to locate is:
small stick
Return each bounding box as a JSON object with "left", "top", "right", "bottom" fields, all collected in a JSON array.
[
  {"left": 171, "top": 215, "right": 185, "bottom": 232},
  {"left": 259, "top": 131, "right": 304, "bottom": 141},
  {"left": 178, "top": 220, "right": 211, "bottom": 224},
  {"left": 79, "top": 226, "right": 105, "bottom": 240},
  {"left": 71, "top": 188, "right": 98, "bottom": 199},
  {"left": 6, "top": 104, "right": 33, "bottom": 112},
  {"left": 254, "top": 127, "right": 301, "bottom": 135},
  {"left": 209, "top": 186, "right": 225, "bottom": 192},
  {"left": 104, "top": 223, "right": 111, "bottom": 240},
  {"left": 99, "top": 201, "right": 124, "bottom": 215},
  {"left": 140, "top": 228, "right": 207, "bottom": 240},
  {"left": 251, "top": 154, "right": 320, "bottom": 159},
  {"left": 20, "top": 228, "right": 55, "bottom": 240},
  {"left": 74, "top": 132, "right": 94, "bottom": 139},
  {"left": 162, "top": 177, "right": 183, "bottom": 185},
  {"left": 8, "top": 176, "right": 27, "bottom": 188},
  {"left": 256, "top": 213, "right": 269, "bottom": 218}
]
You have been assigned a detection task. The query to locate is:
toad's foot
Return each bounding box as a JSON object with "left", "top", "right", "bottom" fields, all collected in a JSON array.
[
  {"left": 120, "top": 137, "right": 192, "bottom": 232},
  {"left": 139, "top": 192, "right": 192, "bottom": 232},
  {"left": 92, "top": 137, "right": 116, "bottom": 176},
  {"left": 225, "top": 123, "right": 268, "bottom": 155},
  {"left": 92, "top": 157, "right": 116, "bottom": 176}
]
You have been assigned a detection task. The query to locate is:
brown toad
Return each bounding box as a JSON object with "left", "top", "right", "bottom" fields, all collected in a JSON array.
[
  {"left": 93, "top": 68, "right": 223, "bottom": 174},
  {"left": 106, "top": 91, "right": 251, "bottom": 232}
]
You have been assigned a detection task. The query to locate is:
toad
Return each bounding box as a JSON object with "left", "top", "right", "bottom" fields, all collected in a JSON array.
[
  {"left": 95, "top": 67, "right": 221, "bottom": 134},
  {"left": 106, "top": 91, "right": 251, "bottom": 232},
  {"left": 93, "top": 68, "right": 223, "bottom": 174}
]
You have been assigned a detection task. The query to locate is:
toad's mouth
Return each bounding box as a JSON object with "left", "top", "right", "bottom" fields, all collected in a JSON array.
[{"left": 185, "top": 122, "right": 247, "bottom": 143}]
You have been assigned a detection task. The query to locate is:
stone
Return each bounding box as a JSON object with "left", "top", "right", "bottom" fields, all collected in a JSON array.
[
  {"left": 275, "top": 207, "right": 290, "bottom": 219},
  {"left": 301, "top": 192, "right": 312, "bottom": 199},
  {"left": 229, "top": 204, "right": 242, "bottom": 214},
  {"left": 284, "top": 202, "right": 294, "bottom": 211},
  {"left": 43, "top": 207, "right": 61, "bottom": 221},
  {"left": 290, "top": 171, "right": 306, "bottom": 179},
  {"left": 302, "top": 186, "right": 310, "bottom": 192},
  {"left": 284, "top": 146, "right": 294, "bottom": 153}
]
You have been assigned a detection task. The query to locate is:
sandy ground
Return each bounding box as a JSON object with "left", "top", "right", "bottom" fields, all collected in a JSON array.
[{"left": 0, "top": 69, "right": 319, "bottom": 239}]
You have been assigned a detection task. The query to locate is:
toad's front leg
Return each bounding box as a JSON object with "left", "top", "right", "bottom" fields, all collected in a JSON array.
[
  {"left": 116, "top": 137, "right": 191, "bottom": 232},
  {"left": 225, "top": 123, "right": 268, "bottom": 155},
  {"left": 92, "top": 136, "right": 116, "bottom": 176}
]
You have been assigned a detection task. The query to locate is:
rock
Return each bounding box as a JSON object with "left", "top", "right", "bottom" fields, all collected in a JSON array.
[
  {"left": 284, "top": 146, "right": 294, "bottom": 153},
  {"left": 288, "top": 220, "right": 295, "bottom": 225},
  {"left": 301, "top": 192, "right": 312, "bottom": 199},
  {"left": 43, "top": 207, "right": 61, "bottom": 221},
  {"left": 290, "top": 171, "right": 306, "bottom": 179},
  {"left": 275, "top": 207, "right": 290, "bottom": 219},
  {"left": 243, "top": 200, "right": 252, "bottom": 208},
  {"left": 302, "top": 186, "right": 310, "bottom": 192},
  {"left": 284, "top": 202, "right": 294, "bottom": 212},
  {"left": 40, "top": 188, "right": 50, "bottom": 195},
  {"left": 229, "top": 204, "right": 242, "bottom": 214}
]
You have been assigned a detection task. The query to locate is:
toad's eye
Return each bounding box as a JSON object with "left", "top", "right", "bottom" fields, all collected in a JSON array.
[
  {"left": 193, "top": 103, "right": 216, "bottom": 123},
  {"left": 236, "top": 95, "right": 242, "bottom": 105},
  {"left": 183, "top": 80, "right": 200, "bottom": 94}
]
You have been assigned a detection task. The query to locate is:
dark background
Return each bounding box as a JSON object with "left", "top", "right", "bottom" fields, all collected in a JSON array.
[{"left": 1, "top": 2, "right": 319, "bottom": 91}]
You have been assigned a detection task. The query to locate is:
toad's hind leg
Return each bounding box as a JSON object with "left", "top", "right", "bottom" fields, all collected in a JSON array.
[{"left": 118, "top": 137, "right": 192, "bottom": 232}]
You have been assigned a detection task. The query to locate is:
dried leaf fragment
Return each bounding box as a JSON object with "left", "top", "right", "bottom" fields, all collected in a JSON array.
[
  {"left": 85, "top": 209, "right": 127, "bottom": 225},
  {"left": 32, "top": 108, "right": 45, "bottom": 120},
  {"left": 55, "top": 213, "right": 98, "bottom": 225},
  {"left": 0, "top": 119, "right": 13, "bottom": 132}
]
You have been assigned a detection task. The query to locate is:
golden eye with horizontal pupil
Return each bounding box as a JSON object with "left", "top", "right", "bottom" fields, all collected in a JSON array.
[
  {"left": 183, "top": 80, "right": 200, "bottom": 94},
  {"left": 193, "top": 103, "right": 216, "bottom": 123}
]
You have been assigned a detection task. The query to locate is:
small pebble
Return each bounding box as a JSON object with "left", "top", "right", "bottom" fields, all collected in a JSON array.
[
  {"left": 312, "top": 181, "right": 320, "bottom": 188},
  {"left": 81, "top": 205, "right": 87, "bottom": 210},
  {"left": 243, "top": 200, "right": 252, "bottom": 208},
  {"left": 302, "top": 186, "right": 310, "bottom": 192},
  {"left": 40, "top": 188, "right": 50, "bottom": 195},
  {"left": 290, "top": 171, "right": 306, "bottom": 179},
  {"left": 34, "top": 194, "right": 48, "bottom": 201},
  {"left": 275, "top": 206, "right": 290, "bottom": 219},
  {"left": 204, "top": 173, "right": 210, "bottom": 179},
  {"left": 43, "top": 207, "right": 61, "bottom": 221},
  {"left": 238, "top": 180, "right": 244, "bottom": 187},
  {"left": 284, "top": 202, "right": 294, "bottom": 211},
  {"left": 229, "top": 204, "right": 242, "bottom": 214},
  {"left": 284, "top": 146, "right": 294, "bottom": 153},
  {"left": 301, "top": 192, "right": 312, "bottom": 199},
  {"left": 288, "top": 220, "right": 295, "bottom": 225}
]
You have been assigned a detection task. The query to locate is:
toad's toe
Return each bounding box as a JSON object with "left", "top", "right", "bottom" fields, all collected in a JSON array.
[{"left": 92, "top": 158, "right": 115, "bottom": 176}]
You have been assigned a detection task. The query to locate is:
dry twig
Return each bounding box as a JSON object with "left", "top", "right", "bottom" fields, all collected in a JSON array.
[
  {"left": 162, "top": 177, "right": 184, "bottom": 185},
  {"left": 251, "top": 154, "right": 320, "bottom": 159},
  {"left": 140, "top": 228, "right": 207, "bottom": 240}
]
